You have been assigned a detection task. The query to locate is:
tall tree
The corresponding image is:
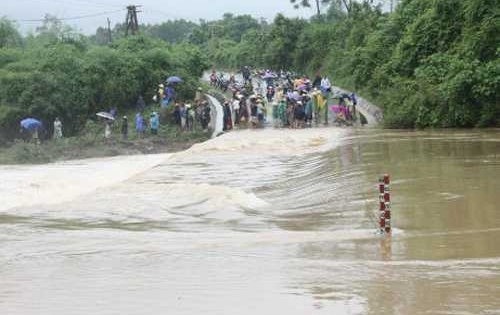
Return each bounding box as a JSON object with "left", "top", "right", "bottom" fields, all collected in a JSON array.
[
  {"left": 0, "top": 18, "right": 22, "bottom": 48},
  {"left": 143, "top": 19, "right": 198, "bottom": 44},
  {"left": 265, "top": 14, "right": 306, "bottom": 69},
  {"left": 290, "top": 0, "right": 392, "bottom": 15},
  {"left": 290, "top": 0, "right": 353, "bottom": 15}
]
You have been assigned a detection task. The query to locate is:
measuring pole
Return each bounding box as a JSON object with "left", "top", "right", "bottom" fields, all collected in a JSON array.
[{"left": 378, "top": 174, "right": 391, "bottom": 234}]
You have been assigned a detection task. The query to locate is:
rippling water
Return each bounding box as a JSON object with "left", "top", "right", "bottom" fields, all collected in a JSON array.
[{"left": 1, "top": 128, "right": 499, "bottom": 315}]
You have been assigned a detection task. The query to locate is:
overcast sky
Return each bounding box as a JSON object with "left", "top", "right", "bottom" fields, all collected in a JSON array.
[{"left": 5, "top": 0, "right": 315, "bottom": 34}]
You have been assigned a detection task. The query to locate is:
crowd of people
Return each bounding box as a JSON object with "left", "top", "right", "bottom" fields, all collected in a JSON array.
[
  {"left": 89, "top": 76, "right": 220, "bottom": 141},
  {"left": 212, "top": 68, "right": 362, "bottom": 131},
  {"left": 19, "top": 79, "right": 212, "bottom": 144},
  {"left": 99, "top": 98, "right": 161, "bottom": 141},
  {"left": 156, "top": 83, "right": 213, "bottom": 133},
  {"left": 105, "top": 111, "right": 161, "bottom": 141},
  {"left": 108, "top": 82, "right": 213, "bottom": 141},
  {"left": 19, "top": 68, "right": 363, "bottom": 145}
]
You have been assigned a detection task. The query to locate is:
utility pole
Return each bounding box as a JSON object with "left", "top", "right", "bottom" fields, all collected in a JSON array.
[
  {"left": 125, "top": 5, "right": 141, "bottom": 36},
  {"left": 107, "top": 18, "right": 112, "bottom": 43},
  {"left": 387, "top": 0, "right": 398, "bottom": 12},
  {"left": 315, "top": 0, "right": 321, "bottom": 16},
  {"left": 394, "top": 0, "right": 399, "bottom": 12}
]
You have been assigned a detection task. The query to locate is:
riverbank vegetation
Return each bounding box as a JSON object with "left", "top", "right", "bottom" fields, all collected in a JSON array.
[
  {"left": 0, "top": 118, "right": 211, "bottom": 164},
  {"left": 1, "top": 0, "right": 499, "bottom": 161},
  {"left": 138, "top": 0, "right": 499, "bottom": 128},
  {"left": 0, "top": 16, "right": 209, "bottom": 146},
  {"left": 0, "top": 16, "right": 212, "bottom": 163}
]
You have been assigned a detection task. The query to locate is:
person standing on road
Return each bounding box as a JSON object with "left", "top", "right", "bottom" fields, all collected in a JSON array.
[
  {"left": 180, "top": 103, "right": 187, "bottom": 131},
  {"left": 105, "top": 121, "right": 112, "bottom": 140},
  {"left": 195, "top": 87, "right": 203, "bottom": 102},
  {"left": 200, "top": 101, "right": 211, "bottom": 132},
  {"left": 350, "top": 92, "right": 358, "bottom": 121},
  {"left": 186, "top": 104, "right": 195, "bottom": 131},
  {"left": 135, "top": 112, "right": 144, "bottom": 137},
  {"left": 312, "top": 72, "right": 322, "bottom": 89},
  {"left": 121, "top": 116, "right": 128, "bottom": 140},
  {"left": 150, "top": 112, "right": 159, "bottom": 135},
  {"left": 232, "top": 96, "right": 241, "bottom": 126},
  {"left": 278, "top": 99, "right": 286, "bottom": 127},
  {"left": 223, "top": 100, "right": 233, "bottom": 131},
  {"left": 53, "top": 117, "right": 63, "bottom": 140},
  {"left": 164, "top": 83, "right": 176, "bottom": 107},
  {"left": 321, "top": 77, "right": 331, "bottom": 95}
]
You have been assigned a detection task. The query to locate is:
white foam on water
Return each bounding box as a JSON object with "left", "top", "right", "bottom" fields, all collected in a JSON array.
[
  {"left": 1, "top": 127, "right": 346, "bottom": 215},
  {"left": 437, "top": 192, "right": 464, "bottom": 200},
  {"left": 2, "top": 185, "right": 268, "bottom": 230},
  {"left": 176, "top": 127, "right": 346, "bottom": 159},
  {"left": 0, "top": 154, "right": 170, "bottom": 213}
]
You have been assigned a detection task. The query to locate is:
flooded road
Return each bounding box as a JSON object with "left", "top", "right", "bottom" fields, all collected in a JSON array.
[{"left": 1, "top": 127, "right": 499, "bottom": 315}]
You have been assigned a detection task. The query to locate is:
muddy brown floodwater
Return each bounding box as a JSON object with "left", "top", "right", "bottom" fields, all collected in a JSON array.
[{"left": 1, "top": 127, "right": 499, "bottom": 315}]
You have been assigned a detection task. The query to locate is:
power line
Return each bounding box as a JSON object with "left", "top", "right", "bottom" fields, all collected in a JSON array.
[
  {"left": 140, "top": 6, "right": 198, "bottom": 22},
  {"left": 14, "top": 0, "right": 121, "bottom": 9},
  {"left": 15, "top": 9, "right": 126, "bottom": 23},
  {"left": 60, "top": 0, "right": 122, "bottom": 9}
]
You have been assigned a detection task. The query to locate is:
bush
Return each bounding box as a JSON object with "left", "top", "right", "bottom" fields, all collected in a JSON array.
[{"left": 0, "top": 32, "right": 209, "bottom": 141}]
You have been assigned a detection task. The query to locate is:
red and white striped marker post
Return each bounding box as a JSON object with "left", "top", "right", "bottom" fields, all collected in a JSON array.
[{"left": 379, "top": 174, "right": 391, "bottom": 234}]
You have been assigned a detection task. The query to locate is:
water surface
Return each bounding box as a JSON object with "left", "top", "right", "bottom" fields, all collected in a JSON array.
[{"left": 1, "top": 128, "right": 499, "bottom": 315}]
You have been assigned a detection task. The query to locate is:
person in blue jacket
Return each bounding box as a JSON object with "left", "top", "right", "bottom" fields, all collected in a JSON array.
[{"left": 150, "top": 112, "right": 159, "bottom": 135}]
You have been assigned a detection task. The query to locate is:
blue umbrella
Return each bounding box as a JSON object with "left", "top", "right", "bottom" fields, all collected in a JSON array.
[
  {"left": 166, "top": 76, "right": 183, "bottom": 83},
  {"left": 20, "top": 118, "right": 42, "bottom": 130}
]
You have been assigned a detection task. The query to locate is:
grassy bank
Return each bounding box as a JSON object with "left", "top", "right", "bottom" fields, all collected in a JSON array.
[{"left": 0, "top": 119, "right": 211, "bottom": 165}]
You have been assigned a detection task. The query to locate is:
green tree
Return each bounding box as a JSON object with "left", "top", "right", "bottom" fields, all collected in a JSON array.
[
  {"left": 265, "top": 14, "right": 306, "bottom": 69},
  {"left": 0, "top": 24, "right": 209, "bottom": 140},
  {"left": 143, "top": 19, "right": 198, "bottom": 44},
  {"left": 290, "top": 0, "right": 383, "bottom": 15},
  {"left": 0, "top": 18, "right": 21, "bottom": 48}
]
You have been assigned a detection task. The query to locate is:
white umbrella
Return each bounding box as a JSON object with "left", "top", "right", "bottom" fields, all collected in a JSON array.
[{"left": 96, "top": 112, "right": 115, "bottom": 121}]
